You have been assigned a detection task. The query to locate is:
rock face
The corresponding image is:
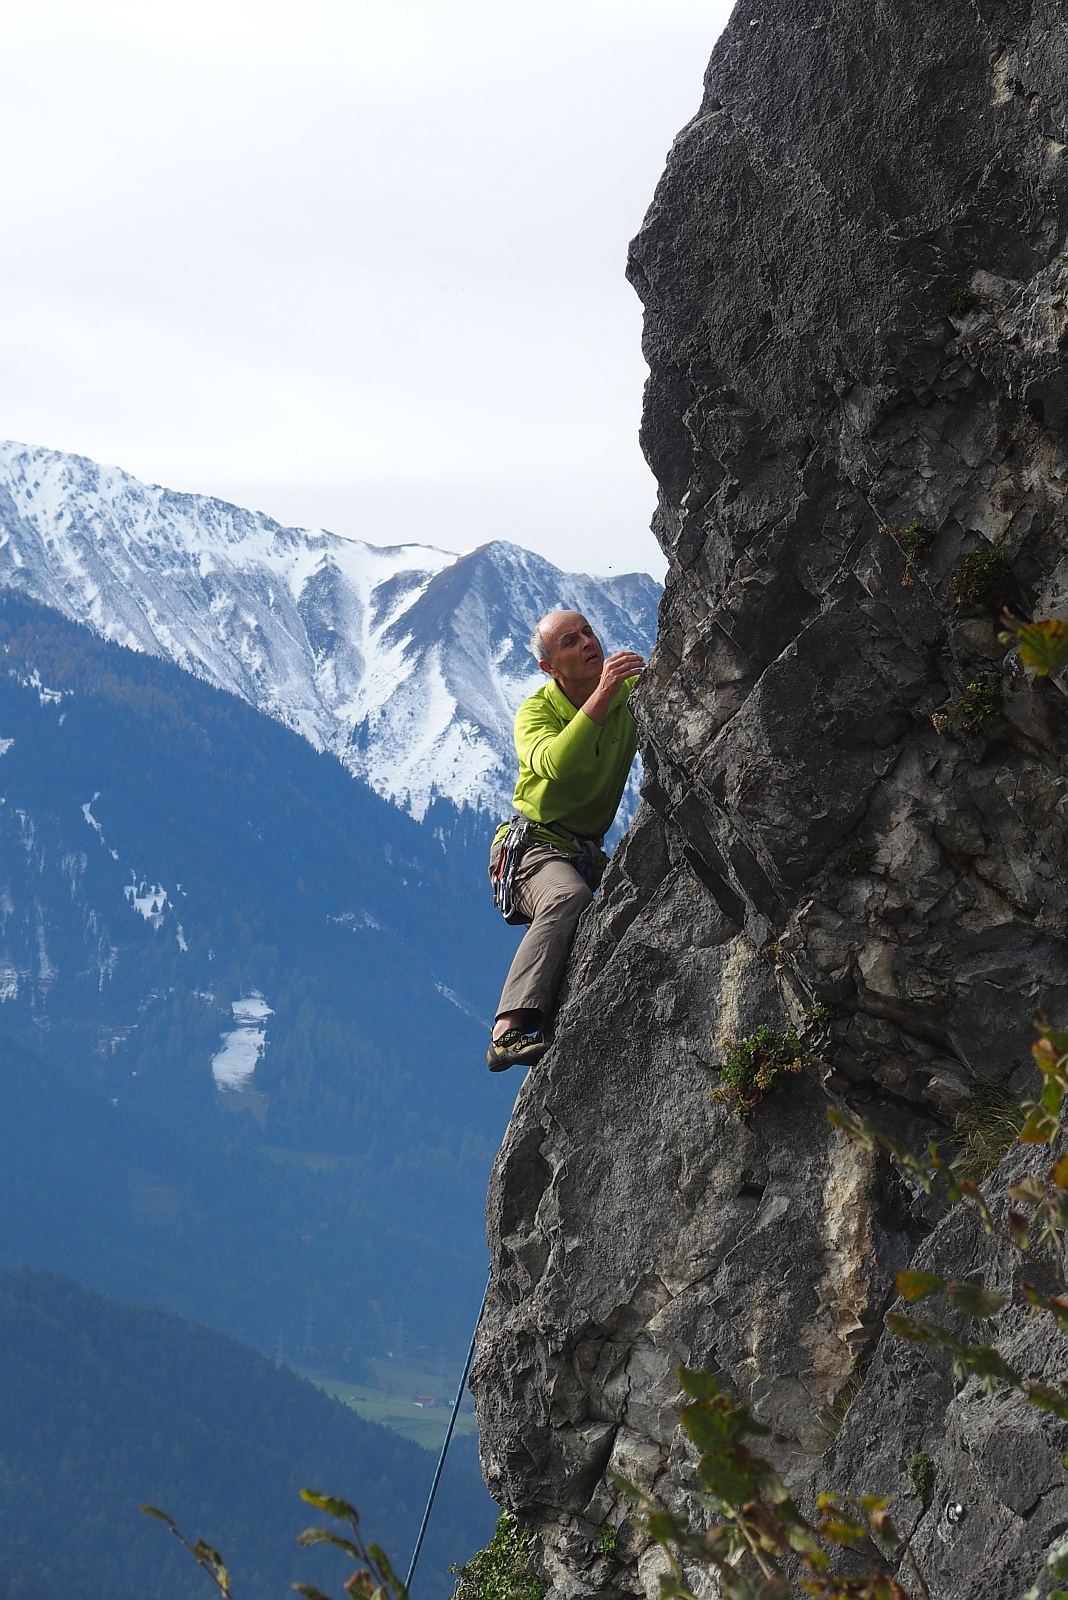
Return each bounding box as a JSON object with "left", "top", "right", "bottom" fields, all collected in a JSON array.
[
  {"left": 472, "top": 2, "right": 1068, "bottom": 1597},
  {"left": 825, "top": 1141, "right": 1068, "bottom": 1600}
]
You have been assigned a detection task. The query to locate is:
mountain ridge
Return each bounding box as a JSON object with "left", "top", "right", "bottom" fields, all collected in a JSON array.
[{"left": 0, "top": 440, "right": 660, "bottom": 818}]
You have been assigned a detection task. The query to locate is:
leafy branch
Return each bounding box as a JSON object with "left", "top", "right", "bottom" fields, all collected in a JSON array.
[
  {"left": 617, "top": 1366, "right": 928, "bottom": 1600},
  {"left": 998, "top": 614, "right": 1068, "bottom": 679},
  {"left": 140, "top": 1506, "right": 233, "bottom": 1598},
  {"left": 141, "top": 1488, "right": 410, "bottom": 1600}
]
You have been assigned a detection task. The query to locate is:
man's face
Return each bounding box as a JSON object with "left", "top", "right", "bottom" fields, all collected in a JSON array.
[{"left": 540, "top": 611, "right": 604, "bottom": 679}]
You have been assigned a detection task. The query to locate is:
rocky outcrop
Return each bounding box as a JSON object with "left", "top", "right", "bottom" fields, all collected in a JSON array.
[{"left": 472, "top": 3, "right": 1068, "bottom": 1597}]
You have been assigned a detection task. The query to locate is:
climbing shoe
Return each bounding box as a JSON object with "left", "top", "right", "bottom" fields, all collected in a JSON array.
[{"left": 487, "top": 1028, "right": 548, "bottom": 1072}]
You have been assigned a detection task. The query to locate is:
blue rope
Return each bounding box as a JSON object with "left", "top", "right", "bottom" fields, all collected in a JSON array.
[{"left": 404, "top": 1273, "right": 491, "bottom": 1594}]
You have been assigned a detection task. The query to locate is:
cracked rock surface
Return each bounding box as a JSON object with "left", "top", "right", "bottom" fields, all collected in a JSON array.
[{"left": 473, "top": 2, "right": 1068, "bottom": 1597}]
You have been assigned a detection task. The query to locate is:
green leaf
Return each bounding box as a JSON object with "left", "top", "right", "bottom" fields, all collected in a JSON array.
[
  {"left": 758, "top": 1472, "right": 793, "bottom": 1508},
  {"left": 895, "top": 1270, "right": 945, "bottom": 1302},
  {"left": 1050, "top": 1153, "right": 1068, "bottom": 1188},
  {"left": 367, "top": 1543, "right": 405, "bottom": 1596},
  {"left": 1008, "top": 1210, "right": 1031, "bottom": 1251},
  {"left": 297, "top": 1529, "right": 362, "bottom": 1560},
  {"left": 827, "top": 1106, "right": 875, "bottom": 1149},
  {"left": 646, "top": 1511, "right": 685, "bottom": 1543},
  {"left": 782, "top": 1521, "right": 824, "bottom": 1559},
  {"left": 677, "top": 1366, "right": 721, "bottom": 1403},
  {"left": 193, "top": 1540, "right": 227, "bottom": 1571},
  {"left": 865, "top": 1507, "right": 900, "bottom": 1550},
  {"left": 1008, "top": 1177, "right": 1047, "bottom": 1204},
  {"left": 951, "top": 1342, "right": 1019, "bottom": 1392},
  {"left": 1035, "top": 1026, "right": 1068, "bottom": 1072},
  {"left": 1020, "top": 1105, "right": 1058, "bottom": 1144},
  {"left": 681, "top": 1401, "right": 737, "bottom": 1454},
  {"left": 697, "top": 1453, "right": 755, "bottom": 1506},
  {"left": 885, "top": 1312, "right": 958, "bottom": 1348},
  {"left": 1015, "top": 619, "right": 1068, "bottom": 677},
  {"left": 655, "top": 1578, "right": 692, "bottom": 1600},
  {"left": 956, "top": 1179, "right": 995, "bottom": 1234},
  {"left": 139, "top": 1505, "right": 177, "bottom": 1529},
  {"left": 819, "top": 1514, "right": 866, "bottom": 1546},
  {"left": 292, "top": 1586, "right": 335, "bottom": 1600},
  {"left": 1043, "top": 1078, "right": 1066, "bottom": 1116},
  {"left": 946, "top": 1280, "right": 1005, "bottom": 1319},
  {"left": 1046, "top": 1296, "right": 1068, "bottom": 1336},
  {"left": 343, "top": 1577, "right": 377, "bottom": 1600},
  {"left": 301, "top": 1489, "right": 359, "bottom": 1522}
]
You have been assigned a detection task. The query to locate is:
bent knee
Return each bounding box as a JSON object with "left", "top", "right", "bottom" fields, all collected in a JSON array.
[{"left": 540, "top": 879, "right": 593, "bottom": 917}]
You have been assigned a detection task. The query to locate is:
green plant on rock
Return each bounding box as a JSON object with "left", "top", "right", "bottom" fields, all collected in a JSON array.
[
  {"left": 884, "top": 523, "right": 935, "bottom": 587},
  {"left": 949, "top": 546, "right": 1013, "bottom": 609},
  {"left": 595, "top": 1523, "right": 618, "bottom": 1556},
  {"left": 836, "top": 844, "right": 877, "bottom": 877},
  {"left": 712, "top": 1025, "right": 808, "bottom": 1120},
  {"left": 813, "top": 1366, "right": 867, "bottom": 1450},
  {"left": 947, "top": 286, "right": 981, "bottom": 316},
  {"left": 450, "top": 1511, "right": 546, "bottom": 1600},
  {"left": 932, "top": 674, "right": 1003, "bottom": 736},
  {"left": 955, "top": 674, "right": 1002, "bottom": 729},
  {"left": 907, "top": 1453, "right": 934, "bottom": 1510},
  {"left": 952, "top": 1079, "right": 1026, "bottom": 1184}
]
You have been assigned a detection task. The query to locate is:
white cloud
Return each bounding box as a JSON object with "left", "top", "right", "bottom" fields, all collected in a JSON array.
[{"left": 0, "top": 0, "right": 733, "bottom": 576}]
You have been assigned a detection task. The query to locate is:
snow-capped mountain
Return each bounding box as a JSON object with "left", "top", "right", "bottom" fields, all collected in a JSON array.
[{"left": 0, "top": 442, "right": 660, "bottom": 817}]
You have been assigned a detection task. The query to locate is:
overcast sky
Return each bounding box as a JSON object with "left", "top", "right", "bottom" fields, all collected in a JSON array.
[{"left": 0, "top": 1, "right": 732, "bottom": 578}]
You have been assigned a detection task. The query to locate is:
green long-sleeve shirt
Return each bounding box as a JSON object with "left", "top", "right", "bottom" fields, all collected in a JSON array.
[{"left": 509, "top": 676, "right": 639, "bottom": 841}]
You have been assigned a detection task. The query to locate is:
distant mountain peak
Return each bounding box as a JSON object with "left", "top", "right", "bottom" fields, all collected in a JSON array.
[{"left": 0, "top": 440, "right": 660, "bottom": 818}]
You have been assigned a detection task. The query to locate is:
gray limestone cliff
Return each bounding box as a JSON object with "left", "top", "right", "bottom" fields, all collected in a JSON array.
[{"left": 471, "top": 3, "right": 1068, "bottom": 1597}]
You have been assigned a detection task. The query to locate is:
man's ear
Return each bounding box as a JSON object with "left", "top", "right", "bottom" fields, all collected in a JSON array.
[{"left": 538, "top": 658, "right": 553, "bottom": 675}]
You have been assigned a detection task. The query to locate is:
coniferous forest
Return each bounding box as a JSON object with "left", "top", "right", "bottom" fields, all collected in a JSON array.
[{"left": 0, "top": 1268, "right": 493, "bottom": 1600}]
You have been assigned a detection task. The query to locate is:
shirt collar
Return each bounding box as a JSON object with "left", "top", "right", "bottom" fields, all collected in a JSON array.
[{"left": 546, "top": 676, "right": 581, "bottom": 719}]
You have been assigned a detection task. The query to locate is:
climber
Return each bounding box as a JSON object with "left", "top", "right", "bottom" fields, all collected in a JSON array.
[{"left": 486, "top": 609, "right": 644, "bottom": 1071}]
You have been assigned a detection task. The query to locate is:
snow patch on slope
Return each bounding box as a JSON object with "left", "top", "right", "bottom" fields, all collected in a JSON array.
[{"left": 212, "top": 993, "right": 273, "bottom": 1089}]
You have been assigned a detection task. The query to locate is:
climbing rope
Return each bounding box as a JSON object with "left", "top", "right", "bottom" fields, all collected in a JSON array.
[{"left": 404, "top": 1272, "right": 491, "bottom": 1593}]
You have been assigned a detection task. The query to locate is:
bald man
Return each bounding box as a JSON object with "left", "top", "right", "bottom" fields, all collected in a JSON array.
[{"left": 487, "top": 609, "right": 644, "bottom": 1071}]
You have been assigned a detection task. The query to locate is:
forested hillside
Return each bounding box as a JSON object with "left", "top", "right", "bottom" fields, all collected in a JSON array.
[
  {"left": 0, "top": 593, "right": 519, "bottom": 1365},
  {"left": 0, "top": 1268, "right": 494, "bottom": 1600}
]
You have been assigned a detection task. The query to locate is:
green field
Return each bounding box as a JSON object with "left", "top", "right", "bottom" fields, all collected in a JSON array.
[{"left": 308, "top": 1356, "right": 478, "bottom": 1450}]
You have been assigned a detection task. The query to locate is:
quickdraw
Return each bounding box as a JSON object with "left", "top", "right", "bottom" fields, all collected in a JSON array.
[{"left": 491, "top": 814, "right": 532, "bottom": 924}]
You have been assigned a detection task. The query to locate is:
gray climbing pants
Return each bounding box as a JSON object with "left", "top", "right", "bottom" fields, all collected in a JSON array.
[{"left": 490, "top": 841, "right": 593, "bottom": 1022}]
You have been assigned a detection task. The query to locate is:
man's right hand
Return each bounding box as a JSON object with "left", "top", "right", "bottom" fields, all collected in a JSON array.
[{"left": 582, "top": 651, "right": 645, "bottom": 724}]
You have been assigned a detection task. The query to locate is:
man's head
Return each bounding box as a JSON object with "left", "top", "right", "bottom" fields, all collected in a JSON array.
[{"left": 530, "top": 609, "right": 605, "bottom": 683}]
